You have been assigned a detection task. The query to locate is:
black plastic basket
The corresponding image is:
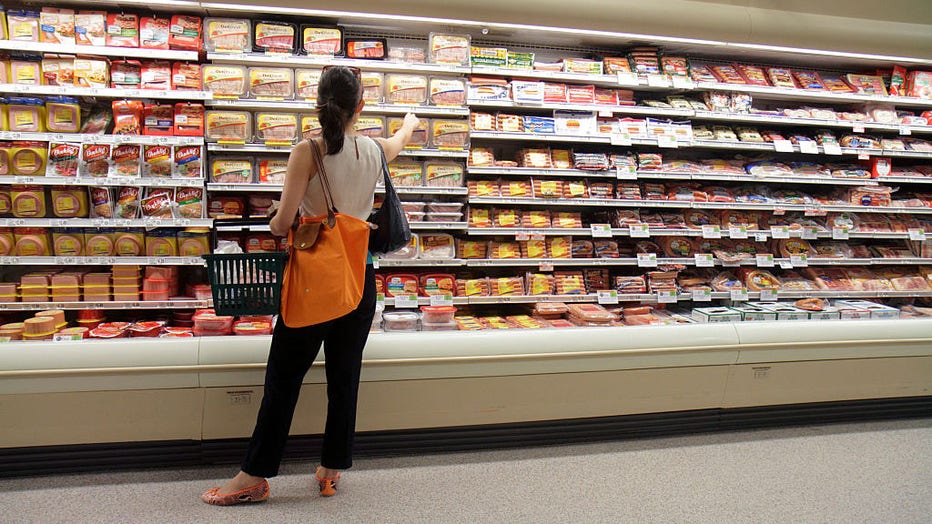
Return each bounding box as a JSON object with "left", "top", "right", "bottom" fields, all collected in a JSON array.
[{"left": 202, "top": 252, "right": 288, "bottom": 315}]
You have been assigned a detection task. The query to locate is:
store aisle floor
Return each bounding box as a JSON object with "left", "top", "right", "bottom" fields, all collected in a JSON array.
[{"left": 2, "top": 418, "right": 930, "bottom": 524}]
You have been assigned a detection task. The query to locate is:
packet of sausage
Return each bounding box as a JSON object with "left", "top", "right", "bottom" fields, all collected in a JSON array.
[
  {"left": 88, "top": 186, "right": 114, "bottom": 218},
  {"left": 114, "top": 186, "right": 141, "bottom": 219},
  {"left": 141, "top": 188, "right": 176, "bottom": 219},
  {"left": 175, "top": 187, "right": 204, "bottom": 218}
]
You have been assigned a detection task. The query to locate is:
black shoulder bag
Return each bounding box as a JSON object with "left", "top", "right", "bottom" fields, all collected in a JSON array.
[{"left": 368, "top": 142, "right": 412, "bottom": 255}]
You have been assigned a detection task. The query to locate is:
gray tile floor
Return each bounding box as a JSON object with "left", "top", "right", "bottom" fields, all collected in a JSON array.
[{"left": 2, "top": 418, "right": 930, "bottom": 524}]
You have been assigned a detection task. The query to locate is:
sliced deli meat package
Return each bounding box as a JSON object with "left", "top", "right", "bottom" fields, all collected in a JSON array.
[
  {"left": 202, "top": 65, "right": 248, "bottom": 98},
  {"left": 253, "top": 21, "right": 296, "bottom": 53},
  {"left": 249, "top": 67, "right": 294, "bottom": 100},
  {"left": 141, "top": 188, "right": 176, "bottom": 219},
  {"left": 210, "top": 157, "right": 253, "bottom": 184},
  {"left": 114, "top": 186, "right": 141, "bottom": 219},
  {"left": 205, "top": 110, "right": 251, "bottom": 143},
  {"left": 255, "top": 112, "right": 298, "bottom": 144},
  {"left": 171, "top": 62, "right": 202, "bottom": 91},
  {"left": 169, "top": 15, "right": 203, "bottom": 51},
  {"left": 46, "top": 142, "right": 81, "bottom": 177},
  {"left": 106, "top": 13, "right": 139, "bottom": 48},
  {"left": 88, "top": 186, "right": 114, "bottom": 218},
  {"left": 143, "top": 103, "right": 173, "bottom": 135},
  {"left": 110, "top": 144, "right": 142, "bottom": 178},
  {"left": 430, "top": 120, "right": 470, "bottom": 150},
  {"left": 173, "top": 103, "right": 205, "bottom": 136},
  {"left": 204, "top": 18, "right": 251, "bottom": 53},
  {"left": 142, "top": 145, "right": 173, "bottom": 178},
  {"left": 173, "top": 146, "right": 203, "bottom": 179},
  {"left": 139, "top": 16, "right": 170, "bottom": 49},
  {"left": 295, "top": 69, "right": 323, "bottom": 100},
  {"left": 429, "top": 33, "right": 470, "bottom": 66},
  {"left": 300, "top": 25, "right": 343, "bottom": 56},
  {"left": 258, "top": 157, "right": 287, "bottom": 184},
  {"left": 112, "top": 100, "right": 143, "bottom": 135},
  {"left": 175, "top": 187, "right": 205, "bottom": 219},
  {"left": 79, "top": 143, "right": 111, "bottom": 178},
  {"left": 75, "top": 11, "right": 106, "bottom": 46}
]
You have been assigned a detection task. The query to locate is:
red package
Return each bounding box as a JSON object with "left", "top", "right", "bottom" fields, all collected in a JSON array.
[
  {"left": 735, "top": 64, "right": 770, "bottom": 86},
  {"left": 543, "top": 83, "right": 567, "bottom": 103},
  {"left": 143, "top": 103, "right": 173, "bottom": 136},
  {"left": 112, "top": 100, "right": 143, "bottom": 135},
  {"left": 140, "top": 192, "right": 175, "bottom": 219},
  {"left": 106, "top": 13, "right": 139, "bottom": 48},
  {"left": 766, "top": 68, "right": 798, "bottom": 89},
  {"left": 171, "top": 62, "right": 202, "bottom": 90},
  {"left": 793, "top": 70, "right": 826, "bottom": 90},
  {"left": 711, "top": 65, "right": 746, "bottom": 84},
  {"left": 173, "top": 103, "right": 204, "bottom": 136},
  {"left": 141, "top": 60, "right": 171, "bottom": 90},
  {"left": 111, "top": 60, "right": 142, "bottom": 89},
  {"left": 169, "top": 15, "right": 202, "bottom": 51},
  {"left": 140, "top": 16, "right": 170, "bottom": 49}
]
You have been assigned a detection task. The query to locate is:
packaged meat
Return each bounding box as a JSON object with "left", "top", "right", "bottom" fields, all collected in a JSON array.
[
  {"left": 468, "top": 207, "right": 492, "bottom": 228},
  {"left": 111, "top": 99, "right": 143, "bottom": 135},
  {"left": 424, "top": 162, "right": 464, "bottom": 187},
  {"left": 470, "top": 46, "right": 507, "bottom": 68},
  {"left": 844, "top": 268, "right": 894, "bottom": 292},
  {"left": 742, "top": 269, "right": 781, "bottom": 291},
  {"left": 203, "top": 65, "right": 247, "bottom": 98},
  {"left": 174, "top": 187, "right": 204, "bottom": 219},
  {"left": 295, "top": 69, "right": 323, "bottom": 100},
  {"left": 430, "top": 120, "right": 470, "bottom": 149},
  {"left": 429, "top": 33, "right": 470, "bottom": 66},
  {"left": 354, "top": 117, "right": 385, "bottom": 138},
  {"left": 359, "top": 72, "right": 384, "bottom": 104},
  {"left": 419, "top": 234, "right": 455, "bottom": 259},
  {"left": 142, "top": 145, "right": 172, "bottom": 178},
  {"left": 140, "top": 189, "right": 175, "bottom": 219},
  {"left": 210, "top": 157, "right": 253, "bottom": 184},
  {"left": 46, "top": 143, "right": 81, "bottom": 178},
  {"left": 805, "top": 268, "right": 853, "bottom": 291},
  {"left": 106, "top": 13, "right": 139, "bottom": 48},
  {"left": 501, "top": 180, "right": 531, "bottom": 199},
  {"left": 169, "top": 15, "right": 202, "bottom": 51},
  {"left": 139, "top": 16, "right": 170, "bottom": 49},
  {"left": 204, "top": 18, "right": 251, "bottom": 53},
  {"left": 468, "top": 76, "right": 510, "bottom": 101},
  {"left": 526, "top": 273, "right": 555, "bottom": 295},
  {"left": 173, "top": 146, "right": 203, "bottom": 179},
  {"left": 301, "top": 115, "right": 322, "bottom": 139},
  {"left": 248, "top": 67, "right": 294, "bottom": 100},
  {"left": 75, "top": 11, "right": 106, "bottom": 46},
  {"left": 73, "top": 58, "right": 109, "bottom": 88},
  {"left": 143, "top": 103, "right": 173, "bottom": 135},
  {"left": 114, "top": 187, "right": 141, "bottom": 219},
  {"left": 567, "top": 303, "right": 614, "bottom": 323},
  {"left": 388, "top": 117, "right": 428, "bottom": 148},
  {"left": 80, "top": 144, "right": 111, "bottom": 178},
  {"left": 255, "top": 112, "right": 297, "bottom": 144},
  {"left": 848, "top": 186, "right": 892, "bottom": 207},
  {"left": 711, "top": 271, "right": 745, "bottom": 291},
  {"left": 533, "top": 179, "right": 563, "bottom": 199},
  {"left": 39, "top": 9, "right": 75, "bottom": 45},
  {"left": 253, "top": 21, "right": 296, "bottom": 53},
  {"left": 205, "top": 111, "right": 251, "bottom": 143},
  {"left": 388, "top": 162, "right": 423, "bottom": 186},
  {"left": 300, "top": 25, "right": 343, "bottom": 56},
  {"left": 492, "top": 208, "right": 520, "bottom": 228},
  {"left": 111, "top": 60, "right": 142, "bottom": 89},
  {"left": 490, "top": 277, "right": 525, "bottom": 296},
  {"left": 385, "top": 74, "right": 429, "bottom": 105},
  {"left": 345, "top": 39, "right": 387, "bottom": 60},
  {"left": 429, "top": 77, "right": 466, "bottom": 106},
  {"left": 552, "top": 212, "right": 582, "bottom": 228},
  {"left": 109, "top": 144, "right": 142, "bottom": 178}
]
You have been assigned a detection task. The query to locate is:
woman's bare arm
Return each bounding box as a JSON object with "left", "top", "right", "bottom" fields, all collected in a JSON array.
[{"left": 270, "top": 139, "right": 315, "bottom": 237}]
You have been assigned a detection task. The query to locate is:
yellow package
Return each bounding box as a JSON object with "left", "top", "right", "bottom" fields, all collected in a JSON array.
[
  {"left": 255, "top": 112, "right": 297, "bottom": 145},
  {"left": 300, "top": 114, "right": 321, "bottom": 139},
  {"left": 73, "top": 58, "right": 109, "bottom": 88}
]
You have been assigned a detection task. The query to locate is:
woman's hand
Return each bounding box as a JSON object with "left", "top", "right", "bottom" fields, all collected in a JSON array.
[
  {"left": 401, "top": 112, "right": 420, "bottom": 134},
  {"left": 269, "top": 212, "right": 291, "bottom": 237}
]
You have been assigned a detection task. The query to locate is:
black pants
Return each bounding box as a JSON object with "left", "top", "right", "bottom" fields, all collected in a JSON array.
[{"left": 241, "top": 264, "right": 376, "bottom": 477}]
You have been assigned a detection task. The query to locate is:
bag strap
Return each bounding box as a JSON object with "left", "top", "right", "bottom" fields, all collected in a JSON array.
[
  {"left": 372, "top": 140, "right": 391, "bottom": 187},
  {"left": 308, "top": 138, "right": 338, "bottom": 226}
]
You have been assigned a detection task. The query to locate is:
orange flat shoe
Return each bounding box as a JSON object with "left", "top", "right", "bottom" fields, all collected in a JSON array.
[
  {"left": 201, "top": 479, "right": 270, "bottom": 506},
  {"left": 316, "top": 466, "right": 340, "bottom": 497}
]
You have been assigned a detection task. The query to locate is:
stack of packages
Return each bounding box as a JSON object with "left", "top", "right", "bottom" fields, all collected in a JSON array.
[
  {"left": 142, "top": 267, "right": 178, "bottom": 301},
  {"left": 113, "top": 266, "right": 141, "bottom": 301}
]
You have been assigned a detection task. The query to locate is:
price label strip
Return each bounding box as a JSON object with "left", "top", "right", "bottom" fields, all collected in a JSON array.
[
  {"left": 590, "top": 223, "right": 613, "bottom": 238},
  {"left": 597, "top": 290, "right": 619, "bottom": 305},
  {"left": 637, "top": 253, "right": 658, "bottom": 267}
]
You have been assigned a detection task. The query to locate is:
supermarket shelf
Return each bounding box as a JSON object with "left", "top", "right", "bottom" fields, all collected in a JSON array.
[
  {"left": 468, "top": 99, "right": 693, "bottom": 118},
  {"left": 458, "top": 257, "right": 932, "bottom": 269},
  {"left": 464, "top": 227, "right": 927, "bottom": 241},
  {"left": 207, "top": 183, "right": 281, "bottom": 193},
  {"left": 215, "top": 223, "right": 269, "bottom": 232},
  {"left": 376, "top": 259, "right": 467, "bottom": 268},
  {"left": 467, "top": 228, "right": 592, "bottom": 236},
  {"left": 206, "top": 53, "right": 471, "bottom": 75},
  {"left": 2, "top": 176, "right": 205, "bottom": 188},
  {"left": 692, "top": 82, "right": 932, "bottom": 109},
  {"left": 878, "top": 177, "right": 932, "bottom": 185},
  {"left": 0, "top": 132, "right": 204, "bottom": 146},
  {"left": 409, "top": 222, "right": 468, "bottom": 231},
  {"left": 206, "top": 143, "right": 293, "bottom": 154},
  {"left": 691, "top": 111, "right": 932, "bottom": 134},
  {"left": 470, "top": 131, "right": 610, "bottom": 144},
  {"left": 206, "top": 98, "right": 470, "bottom": 117},
  {"left": 0, "top": 256, "right": 205, "bottom": 266},
  {"left": 397, "top": 149, "right": 469, "bottom": 159},
  {"left": 470, "top": 67, "right": 623, "bottom": 88},
  {"left": 0, "top": 84, "right": 210, "bottom": 100},
  {"left": 0, "top": 41, "right": 199, "bottom": 61},
  {"left": 0, "top": 299, "right": 211, "bottom": 311},
  {"left": 466, "top": 294, "right": 601, "bottom": 305},
  {"left": 467, "top": 167, "right": 879, "bottom": 186},
  {"left": 0, "top": 218, "right": 212, "bottom": 228},
  {"left": 467, "top": 167, "right": 616, "bottom": 179},
  {"left": 647, "top": 172, "right": 877, "bottom": 186},
  {"left": 383, "top": 296, "right": 470, "bottom": 306},
  {"left": 392, "top": 186, "right": 469, "bottom": 196}
]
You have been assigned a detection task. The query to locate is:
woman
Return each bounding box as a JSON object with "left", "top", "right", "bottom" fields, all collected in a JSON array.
[{"left": 202, "top": 65, "right": 419, "bottom": 505}]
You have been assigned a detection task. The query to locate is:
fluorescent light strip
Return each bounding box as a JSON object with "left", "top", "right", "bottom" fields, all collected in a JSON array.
[{"left": 730, "top": 42, "right": 932, "bottom": 66}]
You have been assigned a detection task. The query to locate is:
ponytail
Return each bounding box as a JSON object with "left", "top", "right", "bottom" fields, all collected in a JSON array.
[{"left": 316, "top": 67, "right": 362, "bottom": 155}]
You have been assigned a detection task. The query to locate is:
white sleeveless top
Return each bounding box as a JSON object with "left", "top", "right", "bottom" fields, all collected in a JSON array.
[{"left": 300, "top": 135, "right": 382, "bottom": 221}]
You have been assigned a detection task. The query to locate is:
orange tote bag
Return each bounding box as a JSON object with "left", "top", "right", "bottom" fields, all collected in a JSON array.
[{"left": 280, "top": 139, "right": 370, "bottom": 327}]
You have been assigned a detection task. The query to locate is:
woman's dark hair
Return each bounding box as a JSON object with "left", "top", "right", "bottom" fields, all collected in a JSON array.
[{"left": 316, "top": 66, "right": 362, "bottom": 155}]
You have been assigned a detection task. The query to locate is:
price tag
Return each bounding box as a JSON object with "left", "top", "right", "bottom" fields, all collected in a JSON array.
[
  {"left": 771, "top": 226, "right": 790, "bottom": 239},
  {"left": 852, "top": 123, "right": 866, "bottom": 133},
  {"left": 694, "top": 253, "right": 715, "bottom": 267},
  {"left": 429, "top": 293, "right": 454, "bottom": 307},
  {"left": 908, "top": 229, "right": 926, "bottom": 241},
  {"left": 616, "top": 166, "right": 637, "bottom": 180},
  {"left": 515, "top": 231, "right": 531, "bottom": 241},
  {"left": 756, "top": 254, "right": 775, "bottom": 267},
  {"left": 701, "top": 225, "right": 721, "bottom": 239},
  {"left": 755, "top": 232, "right": 769, "bottom": 242},
  {"left": 539, "top": 261, "right": 555, "bottom": 272},
  {"left": 729, "top": 226, "right": 748, "bottom": 239},
  {"left": 773, "top": 139, "right": 794, "bottom": 153},
  {"left": 799, "top": 141, "right": 820, "bottom": 154},
  {"left": 773, "top": 208, "right": 786, "bottom": 216},
  {"left": 823, "top": 142, "right": 843, "bottom": 156},
  {"left": 610, "top": 133, "right": 633, "bottom": 147},
  {"left": 657, "top": 290, "right": 678, "bottom": 304},
  {"left": 671, "top": 76, "right": 694, "bottom": 89},
  {"left": 637, "top": 253, "right": 658, "bottom": 267},
  {"left": 858, "top": 152, "right": 870, "bottom": 160},
  {"left": 647, "top": 75, "right": 672, "bottom": 88},
  {"left": 598, "top": 109, "right": 614, "bottom": 118},
  {"left": 617, "top": 72, "right": 639, "bottom": 86},
  {"left": 53, "top": 333, "right": 83, "bottom": 342},
  {"left": 0, "top": 336, "right": 11, "bottom": 343},
  {"left": 590, "top": 223, "right": 613, "bottom": 238},
  {"left": 597, "top": 290, "right": 619, "bottom": 305},
  {"left": 691, "top": 289, "right": 712, "bottom": 302},
  {"left": 629, "top": 224, "right": 651, "bottom": 238},
  {"left": 760, "top": 289, "right": 779, "bottom": 302},
  {"left": 530, "top": 234, "right": 546, "bottom": 241},
  {"left": 376, "top": 293, "right": 386, "bottom": 312},
  {"left": 779, "top": 260, "right": 794, "bottom": 270},
  {"left": 832, "top": 227, "right": 850, "bottom": 240},
  {"left": 899, "top": 125, "right": 912, "bottom": 136},
  {"left": 801, "top": 227, "right": 819, "bottom": 240},
  {"left": 394, "top": 294, "right": 419, "bottom": 308},
  {"left": 372, "top": 257, "right": 380, "bottom": 269},
  {"left": 730, "top": 289, "right": 749, "bottom": 302},
  {"left": 657, "top": 135, "right": 678, "bottom": 148},
  {"left": 804, "top": 208, "right": 827, "bottom": 217}
]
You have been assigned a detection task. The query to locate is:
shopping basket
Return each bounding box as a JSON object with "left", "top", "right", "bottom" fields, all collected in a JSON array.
[{"left": 202, "top": 252, "right": 288, "bottom": 315}]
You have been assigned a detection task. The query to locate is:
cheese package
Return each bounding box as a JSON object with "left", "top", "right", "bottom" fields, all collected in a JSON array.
[
  {"left": 205, "top": 110, "right": 251, "bottom": 143},
  {"left": 139, "top": 16, "right": 170, "bottom": 49},
  {"left": 39, "top": 8, "right": 76, "bottom": 45},
  {"left": 75, "top": 11, "right": 106, "bottom": 46},
  {"left": 210, "top": 157, "right": 253, "bottom": 184},
  {"left": 430, "top": 120, "right": 470, "bottom": 149},
  {"left": 171, "top": 62, "right": 202, "bottom": 90},
  {"left": 73, "top": 58, "right": 109, "bottom": 88},
  {"left": 169, "top": 15, "right": 203, "bottom": 51},
  {"left": 295, "top": 69, "right": 323, "bottom": 100},
  {"left": 249, "top": 67, "right": 294, "bottom": 99},
  {"left": 79, "top": 143, "right": 111, "bottom": 177},
  {"left": 385, "top": 74, "right": 429, "bottom": 104},
  {"left": 142, "top": 145, "right": 173, "bottom": 178},
  {"left": 51, "top": 187, "right": 88, "bottom": 218},
  {"left": 106, "top": 13, "right": 139, "bottom": 48},
  {"left": 300, "top": 25, "right": 343, "bottom": 56},
  {"left": 429, "top": 33, "right": 470, "bottom": 66},
  {"left": 255, "top": 112, "right": 298, "bottom": 144},
  {"left": 46, "top": 142, "right": 81, "bottom": 177},
  {"left": 204, "top": 18, "right": 251, "bottom": 53},
  {"left": 173, "top": 146, "right": 203, "bottom": 178},
  {"left": 253, "top": 21, "right": 296, "bottom": 53},
  {"left": 203, "top": 65, "right": 247, "bottom": 98}
]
